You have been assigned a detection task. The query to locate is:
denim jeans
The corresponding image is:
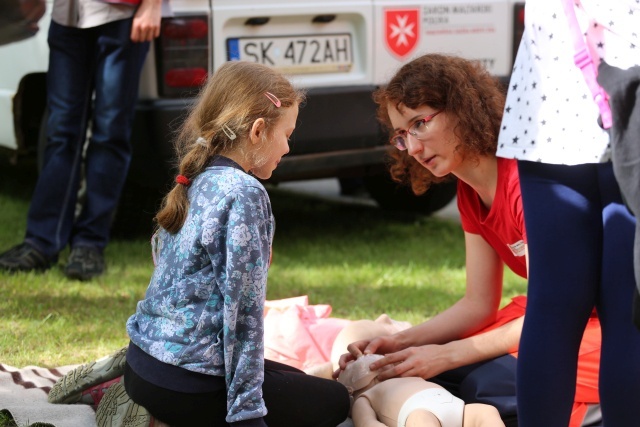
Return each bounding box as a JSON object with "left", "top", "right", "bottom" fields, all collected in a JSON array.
[{"left": 25, "top": 19, "right": 149, "bottom": 259}]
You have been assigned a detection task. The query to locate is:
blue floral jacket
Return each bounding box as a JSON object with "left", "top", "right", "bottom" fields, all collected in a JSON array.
[{"left": 127, "top": 162, "right": 274, "bottom": 424}]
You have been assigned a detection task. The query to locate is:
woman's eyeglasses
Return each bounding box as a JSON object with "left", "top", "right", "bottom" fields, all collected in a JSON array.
[{"left": 390, "top": 111, "right": 442, "bottom": 151}]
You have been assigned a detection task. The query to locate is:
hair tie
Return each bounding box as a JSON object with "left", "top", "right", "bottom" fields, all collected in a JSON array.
[
  {"left": 176, "top": 175, "right": 191, "bottom": 187},
  {"left": 264, "top": 92, "right": 281, "bottom": 108},
  {"left": 196, "top": 137, "right": 208, "bottom": 147}
]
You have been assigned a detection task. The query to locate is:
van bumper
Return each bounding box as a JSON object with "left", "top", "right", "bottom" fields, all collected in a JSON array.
[{"left": 127, "top": 85, "right": 388, "bottom": 187}]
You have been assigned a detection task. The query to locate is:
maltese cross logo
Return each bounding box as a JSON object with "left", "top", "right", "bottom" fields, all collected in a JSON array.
[{"left": 384, "top": 8, "right": 420, "bottom": 59}]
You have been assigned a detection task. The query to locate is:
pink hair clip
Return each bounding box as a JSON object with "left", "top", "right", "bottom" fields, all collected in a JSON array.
[{"left": 264, "top": 92, "right": 281, "bottom": 108}]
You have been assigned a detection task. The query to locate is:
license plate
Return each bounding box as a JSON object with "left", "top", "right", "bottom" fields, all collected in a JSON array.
[{"left": 227, "top": 33, "right": 353, "bottom": 75}]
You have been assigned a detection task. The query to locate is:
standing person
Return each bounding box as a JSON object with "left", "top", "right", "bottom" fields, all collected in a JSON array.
[
  {"left": 336, "top": 54, "right": 601, "bottom": 427},
  {"left": 94, "top": 61, "right": 350, "bottom": 427},
  {"left": 0, "top": 0, "right": 165, "bottom": 280},
  {"left": 497, "top": 1, "right": 640, "bottom": 426}
]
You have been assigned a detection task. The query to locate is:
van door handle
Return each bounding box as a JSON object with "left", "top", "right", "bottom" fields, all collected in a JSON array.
[
  {"left": 244, "top": 17, "right": 270, "bottom": 26},
  {"left": 312, "top": 14, "right": 336, "bottom": 23}
]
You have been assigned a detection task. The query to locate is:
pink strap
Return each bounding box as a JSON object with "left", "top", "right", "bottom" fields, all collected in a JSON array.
[{"left": 561, "top": 0, "right": 612, "bottom": 129}]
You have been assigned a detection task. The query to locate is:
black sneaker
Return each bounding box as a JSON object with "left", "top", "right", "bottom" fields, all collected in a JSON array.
[
  {"left": 0, "top": 242, "right": 51, "bottom": 272},
  {"left": 65, "top": 246, "right": 105, "bottom": 280}
]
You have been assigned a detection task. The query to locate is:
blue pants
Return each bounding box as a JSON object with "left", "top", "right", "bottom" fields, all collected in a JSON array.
[
  {"left": 25, "top": 19, "right": 149, "bottom": 259},
  {"left": 432, "top": 355, "right": 519, "bottom": 427},
  {"left": 517, "top": 160, "right": 640, "bottom": 426}
]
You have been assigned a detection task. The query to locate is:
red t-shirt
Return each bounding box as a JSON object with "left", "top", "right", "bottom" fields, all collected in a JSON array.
[
  {"left": 457, "top": 157, "right": 527, "bottom": 278},
  {"left": 477, "top": 296, "right": 600, "bottom": 427},
  {"left": 457, "top": 157, "right": 599, "bottom": 426}
]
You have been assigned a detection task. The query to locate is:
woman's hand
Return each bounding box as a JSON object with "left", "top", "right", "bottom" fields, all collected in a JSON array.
[
  {"left": 332, "top": 335, "right": 400, "bottom": 378},
  {"left": 368, "top": 344, "right": 454, "bottom": 381},
  {"left": 332, "top": 339, "right": 368, "bottom": 378},
  {"left": 368, "top": 317, "right": 525, "bottom": 382}
]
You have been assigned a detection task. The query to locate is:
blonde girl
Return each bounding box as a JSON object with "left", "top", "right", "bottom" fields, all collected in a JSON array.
[{"left": 102, "top": 61, "right": 350, "bottom": 427}]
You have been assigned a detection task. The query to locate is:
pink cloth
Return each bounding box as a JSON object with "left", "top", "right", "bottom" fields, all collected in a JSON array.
[{"left": 264, "top": 296, "right": 351, "bottom": 370}]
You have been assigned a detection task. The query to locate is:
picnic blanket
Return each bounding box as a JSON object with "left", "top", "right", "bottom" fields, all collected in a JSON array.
[{"left": 0, "top": 363, "right": 96, "bottom": 427}]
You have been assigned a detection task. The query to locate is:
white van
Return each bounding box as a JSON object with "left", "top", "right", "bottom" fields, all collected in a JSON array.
[{"left": 0, "top": 0, "right": 525, "bottom": 216}]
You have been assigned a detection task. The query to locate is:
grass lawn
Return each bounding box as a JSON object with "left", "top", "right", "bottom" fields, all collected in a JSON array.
[{"left": 0, "top": 157, "right": 527, "bottom": 370}]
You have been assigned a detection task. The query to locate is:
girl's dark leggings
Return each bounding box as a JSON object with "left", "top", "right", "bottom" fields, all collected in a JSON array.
[
  {"left": 516, "top": 160, "right": 640, "bottom": 427},
  {"left": 124, "top": 360, "right": 349, "bottom": 427}
]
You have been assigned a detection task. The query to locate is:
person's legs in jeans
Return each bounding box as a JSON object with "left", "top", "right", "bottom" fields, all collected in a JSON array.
[
  {"left": 516, "top": 161, "right": 601, "bottom": 427},
  {"left": 24, "top": 21, "right": 95, "bottom": 260},
  {"left": 71, "top": 18, "right": 149, "bottom": 251}
]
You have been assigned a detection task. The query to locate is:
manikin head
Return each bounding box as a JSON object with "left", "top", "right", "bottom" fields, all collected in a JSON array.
[{"left": 337, "top": 354, "right": 385, "bottom": 396}]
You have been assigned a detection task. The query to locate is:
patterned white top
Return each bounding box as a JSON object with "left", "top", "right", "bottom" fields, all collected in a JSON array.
[{"left": 497, "top": 0, "right": 640, "bottom": 165}]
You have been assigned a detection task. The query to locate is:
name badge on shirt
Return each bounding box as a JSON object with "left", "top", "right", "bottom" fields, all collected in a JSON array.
[{"left": 508, "top": 240, "right": 526, "bottom": 257}]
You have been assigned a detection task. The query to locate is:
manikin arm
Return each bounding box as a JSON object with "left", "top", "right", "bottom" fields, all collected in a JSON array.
[
  {"left": 463, "top": 403, "right": 506, "bottom": 427},
  {"left": 351, "top": 397, "right": 387, "bottom": 427}
]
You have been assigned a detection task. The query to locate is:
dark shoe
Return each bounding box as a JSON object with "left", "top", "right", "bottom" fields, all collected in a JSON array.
[
  {"left": 48, "top": 346, "right": 127, "bottom": 405},
  {"left": 0, "top": 242, "right": 51, "bottom": 272},
  {"left": 65, "top": 246, "right": 105, "bottom": 280},
  {"left": 95, "top": 381, "right": 151, "bottom": 427}
]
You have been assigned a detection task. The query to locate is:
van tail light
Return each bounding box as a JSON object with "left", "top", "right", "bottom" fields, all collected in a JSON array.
[
  {"left": 165, "top": 68, "right": 208, "bottom": 88},
  {"left": 512, "top": 3, "right": 525, "bottom": 67},
  {"left": 164, "top": 19, "right": 208, "bottom": 40},
  {"left": 156, "top": 16, "right": 209, "bottom": 98}
]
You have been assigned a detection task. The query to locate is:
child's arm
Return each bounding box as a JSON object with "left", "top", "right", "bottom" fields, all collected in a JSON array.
[{"left": 212, "top": 187, "right": 273, "bottom": 425}]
